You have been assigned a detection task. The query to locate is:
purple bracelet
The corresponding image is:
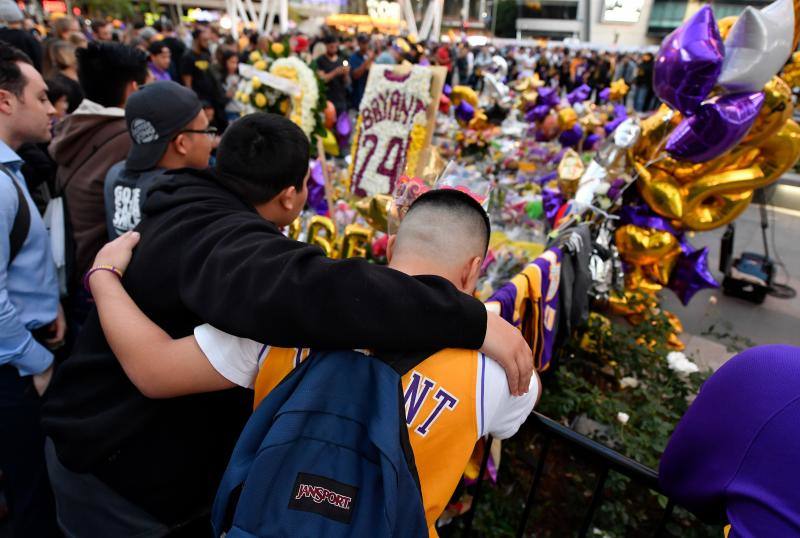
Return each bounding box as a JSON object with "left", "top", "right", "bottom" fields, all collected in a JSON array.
[{"left": 83, "top": 265, "right": 123, "bottom": 295}]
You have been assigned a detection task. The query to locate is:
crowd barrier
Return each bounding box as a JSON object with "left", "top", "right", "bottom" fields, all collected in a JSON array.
[{"left": 459, "top": 412, "right": 707, "bottom": 537}]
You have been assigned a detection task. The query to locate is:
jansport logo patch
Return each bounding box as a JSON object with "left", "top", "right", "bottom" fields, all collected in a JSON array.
[{"left": 288, "top": 473, "right": 358, "bottom": 523}]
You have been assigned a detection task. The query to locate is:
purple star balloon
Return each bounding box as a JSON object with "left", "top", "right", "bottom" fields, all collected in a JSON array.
[
  {"left": 568, "top": 84, "right": 591, "bottom": 105},
  {"left": 668, "top": 246, "right": 719, "bottom": 305},
  {"left": 538, "top": 86, "right": 561, "bottom": 108},
  {"left": 654, "top": 5, "right": 725, "bottom": 115},
  {"left": 665, "top": 91, "right": 764, "bottom": 162}
]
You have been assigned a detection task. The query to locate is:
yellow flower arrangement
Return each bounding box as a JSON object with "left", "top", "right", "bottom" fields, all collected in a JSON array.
[
  {"left": 404, "top": 123, "right": 427, "bottom": 177},
  {"left": 346, "top": 116, "right": 362, "bottom": 191},
  {"left": 271, "top": 42, "right": 285, "bottom": 56},
  {"left": 241, "top": 93, "right": 250, "bottom": 104},
  {"left": 251, "top": 77, "right": 261, "bottom": 90},
  {"left": 249, "top": 50, "right": 262, "bottom": 63},
  {"left": 253, "top": 60, "right": 267, "bottom": 71},
  {"left": 254, "top": 93, "right": 267, "bottom": 108}
]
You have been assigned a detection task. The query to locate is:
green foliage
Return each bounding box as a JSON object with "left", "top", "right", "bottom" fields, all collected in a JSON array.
[
  {"left": 458, "top": 309, "right": 725, "bottom": 537},
  {"left": 494, "top": 0, "right": 519, "bottom": 38}
]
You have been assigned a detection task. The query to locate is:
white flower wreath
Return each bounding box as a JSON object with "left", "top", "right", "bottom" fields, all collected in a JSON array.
[{"left": 270, "top": 57, "right": 319, "bottom": 139}]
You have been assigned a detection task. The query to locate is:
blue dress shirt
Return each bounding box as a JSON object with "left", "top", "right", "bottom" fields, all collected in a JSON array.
[{"left": 0, "top": 139, "right": 58, "bottom": 375}]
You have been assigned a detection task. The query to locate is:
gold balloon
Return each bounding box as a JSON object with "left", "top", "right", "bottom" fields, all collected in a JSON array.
[
  {"left": 557, "top": 107, "right": 578, "bottom": 130},
  {"left": 321, "top": 128, "right": 340, "bottom": 157},
  {"left": 615, "top": 225, "right": 681, "bottom": 266},
  {"left": 757, "top": 119, "right": 800, "bottom": 185},
  {"left": 781, "top": 51, "right": 800, "bottom": 88},
  {"left": 608, "top": 79, "right": 629, "bottom": 101},
  {"left": 635, "top": 162, "right": 684, "bottom": 219},
  {"left": 743, "top": 77, "right": 793, "bottom": 146},
  {"left": 354, "top": 194, "right": 392, "bottom": 232},
  {"left": 682, "top": 166, "right": 765, "bottom": 231},
  {"left": 340, "top": 224, "right": 374, "bottom": 258},
  {"left": 557, "top": 148, "right": 584, "bottom": 199},
  {"left": 635, "top": 104, "right": 681, "bottom": 161},
  {"left": 308, "top": 215, "right": 337, "bottom": 257},
  {"left": 642, "top": 251, "right": 679, "bottom": 285},
  {"left": 451, "top": 85, "right": 479, "bottom": 107},
  {"left": 717, "top": 16, "right": 738, "bottom": 40},
  {"left": 288, "top": 217, "right": 302, "bottom": 240},
  {"left": 794, "top": 0, "right": 800, "bottom": 52}
]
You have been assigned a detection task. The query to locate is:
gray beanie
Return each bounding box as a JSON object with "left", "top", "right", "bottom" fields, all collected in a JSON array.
[{"left": 0, "top": 0, "right": 24, "bottom": 23}]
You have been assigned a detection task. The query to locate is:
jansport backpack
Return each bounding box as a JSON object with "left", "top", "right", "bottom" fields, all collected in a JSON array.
[{"left": 212, "top": 350, "right": 428, "bottom": 538}]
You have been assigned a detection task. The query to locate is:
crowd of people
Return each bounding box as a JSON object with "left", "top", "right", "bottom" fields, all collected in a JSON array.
[
  {"left": 1, "top": 0, "right": 791, "bottom": 536},
  {"left": 0, "top": 2, "right": 539, "bottom": 536}
]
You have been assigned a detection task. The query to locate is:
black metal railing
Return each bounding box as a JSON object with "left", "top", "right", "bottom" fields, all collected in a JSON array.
[{"left": 461, "top": 412, "right": 680, "bottom": 537}]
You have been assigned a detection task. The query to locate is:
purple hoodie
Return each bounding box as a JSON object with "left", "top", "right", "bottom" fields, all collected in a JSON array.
[{"left": 660, "top": 345, "right": 800, "bottom": 537}]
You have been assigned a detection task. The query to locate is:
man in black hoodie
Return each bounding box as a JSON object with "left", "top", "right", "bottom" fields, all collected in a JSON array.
[{"left": 41, "top": 113, "right": 532, "bottom": 536}]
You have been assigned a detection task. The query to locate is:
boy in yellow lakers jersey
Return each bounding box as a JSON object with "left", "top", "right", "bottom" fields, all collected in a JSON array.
[{"left": 88, "top": 190, "right": 540, "bottom": 536}]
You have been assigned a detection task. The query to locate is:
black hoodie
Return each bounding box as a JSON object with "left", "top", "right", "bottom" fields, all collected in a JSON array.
[{"left": 41, "top": 168, "right": 487, "bottom": 528}]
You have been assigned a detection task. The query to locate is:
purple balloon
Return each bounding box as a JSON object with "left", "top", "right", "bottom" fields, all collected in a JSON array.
[
  {"left": 443, "top": 84, "right": 452, "bottom": 96},
  {"left": 538, "top": 87, "right": 561, "bottom": 108},
  {"left": 558, "top": 124, "right": 583, "bottom": 147},
  {"left": 526, "top": 104, "right": 551, "bottom": 123},
  {"left": 607, "top": 178, "right": 627, "bottom": 201},
  {"left": 585, "top": 133, "right": 600, "bottom": 150},
  {"left": 668, "top": 246, "right": 719, "bottom": 305},
  {"left": 653, "top": 5, "right": 724, "bottom": 115},
  {"left": 665, "top": 91, "right": 764, "bottom": 163},
  {"left": 455, "top": 101, "right": 475, "bottom": 122},
  {"left": 307, "top": 160, "right": 328, "bottom": 215},
  {"left": 604, "top": 104, "right": 628, "bottom": 135},
  {"left": 335, "top": 112, "right": 351, "bottom": 148},
  {"left": 542, "top": 187, "right": 564, "bottom": 223},
  {"left": 568, "top": 84, "right": 591, "bottom": 105},
  {"left": 599, "top": 87, "right": 611, "bottom": 103}
]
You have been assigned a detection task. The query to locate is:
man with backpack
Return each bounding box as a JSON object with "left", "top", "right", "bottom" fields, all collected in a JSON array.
[
  {"left": 42, "top": 113, "right": 533, "bottom": 537},
  {"left": 0, "top": 41, "right": 62, "bottom": 537},
  {"left": 85, "top": 188, "right": 540, "bottom": 536},
  {"left": 104, "top": 80, "right": 214, "bottom": 238}
]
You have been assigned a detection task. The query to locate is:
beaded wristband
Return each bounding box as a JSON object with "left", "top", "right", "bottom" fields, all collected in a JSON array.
[{"left": 83, "top": 265, "right": 123, "bottom": 295}]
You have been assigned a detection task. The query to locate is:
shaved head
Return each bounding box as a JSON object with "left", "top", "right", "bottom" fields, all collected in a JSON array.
[{"left": 393, "top": 189, "right": 490, "bottom": 275}]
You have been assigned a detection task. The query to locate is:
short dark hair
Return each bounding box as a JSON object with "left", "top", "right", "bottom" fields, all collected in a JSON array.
[
  {"left": 90, "top": 19, "right": 109, "bottom": 33},
  {"left": 148, "top": 40, "right": 168, "bottom": 57},
  {"left": 407, "top": 189, "right": 491, "bottom": 254},
  {"left": 0, "top": 41, "right": 32, "bottom": 98},
  {"left": 77, "top": 42, "right": 148, "bottom": 107},
  {"left": 45, "top": 74, "right": 70, "bottom": 104},
  {"left": 215, "top": 113, "right": 310, "bottom": 205}
]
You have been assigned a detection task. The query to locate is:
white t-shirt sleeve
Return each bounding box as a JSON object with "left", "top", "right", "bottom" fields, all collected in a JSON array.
[
  {"left": 193, "top": 324, "right": 263, "bottom": 389},
  {"left": 478, "top": 353, "right": 540, "bottom": 440}
]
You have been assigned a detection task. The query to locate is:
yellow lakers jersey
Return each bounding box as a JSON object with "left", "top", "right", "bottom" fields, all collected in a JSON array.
[{"left": 253, "top": 346, "right": 484, "bottom": 537}]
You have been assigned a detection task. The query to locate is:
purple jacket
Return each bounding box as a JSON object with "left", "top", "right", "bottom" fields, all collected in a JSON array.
[{"left": 660, "top": 345, "right": 800, "bottom": 537}]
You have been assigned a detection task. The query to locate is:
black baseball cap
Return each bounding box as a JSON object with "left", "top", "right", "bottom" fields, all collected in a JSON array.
[{"left": 125, "top": 81, "right": 202, "bottom": 172}]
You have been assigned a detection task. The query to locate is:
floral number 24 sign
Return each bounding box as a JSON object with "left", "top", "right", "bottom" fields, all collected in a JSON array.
[{"left": 350, "top": 65, "right": 443, "bottom": 196}]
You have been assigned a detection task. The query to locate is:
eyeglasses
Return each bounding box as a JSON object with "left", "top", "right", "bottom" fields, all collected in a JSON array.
[{"left": 175, "top": 126, "right": 218, "bottom": 139}]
